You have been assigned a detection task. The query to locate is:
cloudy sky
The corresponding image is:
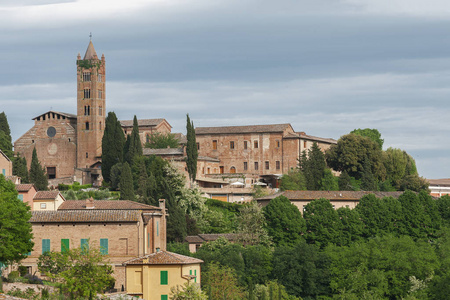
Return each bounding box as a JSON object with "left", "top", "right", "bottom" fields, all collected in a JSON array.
[{"left": 1, "top": 0, "right": 449, "bottom": 179}]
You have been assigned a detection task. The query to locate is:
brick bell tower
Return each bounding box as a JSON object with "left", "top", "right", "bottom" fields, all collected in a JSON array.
[{"left": 76, "top": 39, "right": 106, "bottom": 183}]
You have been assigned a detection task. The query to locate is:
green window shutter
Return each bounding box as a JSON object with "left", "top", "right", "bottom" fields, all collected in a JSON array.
[
  {"left": 189, "top": 270, "right": 192, "bottom": 275},
  {"left": 194, "top": 270, "right": 197, "bottom": 283},
  {"left": 18, "top": 195, "right": 23, "bottom": 202},
  {"left": 100, "top": 238, "right": 108, "bottom": 255},
  {"left": 81, "top": 239, "right": 89, "bottom": 252},
  {"left": 157, "top": 221, "right": 159, "bottom": 237},
  {"left": 147, "top": 232, "right": 150, "bottom": 249},
  {"left": 61, "top": 239, "right": 69, "bottom": 253},
  {"left": 161, "top": 295, "right": 168, "bottom": 300},
  {"left": 42, "top": 239, "right": 50, "bottom": 254},
  {"left": 2, "top": 169, "right": 5, "bottom": 176},
  {"left": 160, "top": 271, "right": 168, "bottom": 285}
]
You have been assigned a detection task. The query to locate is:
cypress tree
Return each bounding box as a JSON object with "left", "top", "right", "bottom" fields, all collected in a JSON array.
[
  {"left": 29, "top": 148, "right": 48, "bottom": 191},
  {"left": 186, "top": 114, "right": 198, "bottom": 185},
  {"left": 119, "top": 162, "right": 135, "bottom": 200},
  {"left": 360, "top": 157, "right": 377, "bottom": 191},
  {"left": 136, "top": 163, "right": 149, "bottom": 203},
  {"left": 338, "top": 170, "right": 352, "bottom": 191},
  {"left": 125, "top": 116, "right": 142, "bottom": 164},
  {"left": 101, "top": 112, "right": 125, "bottom": 183},
  {"left": 163, "top": 178, "right": 187, "bottom": 242},
  {"left": 13, "top": 154, "right": 29, "bottom": 183},
  {"left": 0, "top": 112, "right": 13, "bottom": 159},
  {"left": 307, "top": 142, "right": 326, "bottom": 190}
]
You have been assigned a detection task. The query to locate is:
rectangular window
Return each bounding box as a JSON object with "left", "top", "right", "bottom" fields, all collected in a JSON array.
[
  {"left": 244, "top": 141, "right": 248, "bottom": 149},
  {"left": 47, "top": 167, "right": 56, "bottom": 179},
  {"left": 81, "top": 239, "right": 89, "bottom": 252},
  {"left": 212, "top": 140, "right": 217, "bottom": 150},
  {"left": 85, "top": 122, "right": 90, "bottom": 130},
  {"left": 243, "top": 162, "right": 248, "bottom": 171},
  {"left": 42, "top": 239, "right": 50, "bottom": 254},
  {"left": 219, "top": 166, "right": 224, "bottom": 174},
  {"left": 61, "top": 239, "right": 69, "bottom": 253},
  {"left": 160, "top": 271, "right": 168, "bottom": 285},
  {"left": 230, "top": 141, "right": 235, "bottom": 149},
  {"left": 276, "top": 161, "right": 280, "bottom": 170},
  {"left": 100, "top": 239, "right": 108, "bottom": 255},
  {"left": 99, "top": 106, "right": 103, "bottom": 116},
  {"left": 84, "top": 89, "right": 91, "bottom": 98},
  {"left": 254, "top": 140, "right": 259, "bottom": 148},
  {"left": 265, "top": 161, "right": 269, "bottom": 170},
  {"left": 18, "top": 194, "right": 24, "bottom": 201},
  {"left": 98, "top": 90, "right": 102, "bottom": 99},
  {"left": 40, "top": 203, "right": 47, "bottom": 209},
  {"left": 2, "top": 169, "right": 5, "bottom": 176},
  {"left": 254, "top": 162, "right": 259, "bottom": 170},
  {"left": 98, "top": 74, "right": 102, "bottom": 82},
  {"left": 303, "top": 141, "right": 307, "bottom": 148},
  {"left": 161, "top": 296, "right": 168, "bottom": 300},
  {"left": 196, "top": 142, "right": 200, "bottom": 150},
  {"left": 83, "top": 72, "right": 91, "bottom": 82},
  {"left": 276, "top": 140, "right": 280, "bottom": 148}
]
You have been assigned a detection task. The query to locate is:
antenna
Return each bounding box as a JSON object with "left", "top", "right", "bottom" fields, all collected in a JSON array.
[{"left": 89, "top": 32, "right": 92, "bottom": 41}]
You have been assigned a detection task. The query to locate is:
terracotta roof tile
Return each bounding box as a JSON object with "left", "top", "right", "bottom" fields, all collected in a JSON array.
[
  {"left": 143, "top": 148, "right": 184, "bottom": 156},
  {"left": 120, "top": 119, "right": 167, "bottom": 128},
  {"left": 195, "top": 124, "right": 292, "bottom": 135},
  {"left": 34, "top": 191, "right": 61, "bottom": 200},
  {"left": 257, "top": 190, "right": 405, "bottom": 201},
  {"left": 123, "top": 251, "right": 203, "bottom": 265},
  {"left": 31, "top": 210, "right": 141, "bottom": 223},
  {"left": 15, "top": 184, "right": 35, "bottom": 192},
  {"left": 58, "top": 200, "right": 159, "bottom": 210},
  {"left": 427, "top": 178, "right": 450, "bottom": 186}
]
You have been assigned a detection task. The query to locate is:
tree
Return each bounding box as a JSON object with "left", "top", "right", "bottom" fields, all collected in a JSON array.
[
  {"left": 12, "top": 154, "right": 29, "bottom": 183},
  {"left": 37, "top": 242, "right": 115, "bottom": 299},
  {"left": 170, "top": 281, "right": 208, "bottom": 300},
  {"left": 338, "top": 170, "right": 353, "bottom": 191},
  {"left": 326, "top": 133, "right": 386, "bottom": 181},
  {"left": 336, "top": 207, "right": 364, "bottom": 246},
  {"left": 279, "top": 168, "right": 306, "bottom": 191},
  {"left": 320, "top": 169, "right": 339, "bottom": 191},
  {"left": 136, "top": 162, "right": 149, "bottom": 203},
  {"left": 0, "top": 174, "right": 33, "bottom": 265},
  {"left": 29, "top": 148, "right": 48, "bottom": 191},
  {"left": 164, "top": 178, "right": 187, "bottom": 242},
  {"left": 263, "top": 195, "right": 305, "bottom": 247},
  {"left": 360, "top": 157, "right": 377, "bottom": 191},
  {"left": 272, "top": 240, "right": 331, "bottom": 299},
  {"left": 0, "top": 112, "right": 13, "bottom": 159},
  {"left": 236, "top": 201, "right": 271, "bottom": 246},
  {"left": 304, "top": 142, "right": 326, "bottom": 190},
  {"left": 186, "top": 114, "right": 198, "bottom": 184},
  {"left": 203, "top": 262, "right": 244, "bottom": 300},
  {"left": 145, "top": 132, "right": 179, "bottom": 149},
  {"left": 101, "top": 112, "right": 125, "bottom": 183},
  {"left": 119, "top": 162, "right": 135, "bottom": 200},
  {"left": 125, "top": 115, "right": 142, "bottom": 164},
  {"left": 351, "top": 128, "right": 384, "bottom": 150}
]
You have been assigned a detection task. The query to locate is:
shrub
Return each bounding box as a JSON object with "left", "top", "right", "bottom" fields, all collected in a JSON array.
[
  {"left": 18, "top": 265, "right": 28, "bottom": 277},
  {"left": 24, "top": 274, "right": 43, "bottom": 284},
  {"left": 8, "top": 270, "right": 20, "bottom": 282}
]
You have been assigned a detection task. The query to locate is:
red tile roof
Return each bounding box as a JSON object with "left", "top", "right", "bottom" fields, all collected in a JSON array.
[
  {"left": 30, "top": 210, "right": 141, "bottom": 223},
  {"left": 123, "top": 251, "right": 203, "bottom": 265},
  {"left": 195, "top": 124, "right": 293, "bottom": 135},
  {"left": 257, "top": 190, "right": 405, "bottom": 201},
  {"left": 58, "top": 200, "right": 159, "bottom": 210},
  {"left": 34, "top": 191, "right": 61, "bottom": 200},
  {"left": 427, "top": 178, "right": 450, "bottom": 187},
  {"left": 120, "top": 119, "right": 169, "bottom": 128},
  {"left": 16, "top": 184, "right": 35, "bottom": 192}
]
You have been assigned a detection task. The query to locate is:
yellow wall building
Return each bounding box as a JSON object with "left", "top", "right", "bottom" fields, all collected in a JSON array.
[{"left": 124, "top": 250, "right": 203, "bottom": 300}]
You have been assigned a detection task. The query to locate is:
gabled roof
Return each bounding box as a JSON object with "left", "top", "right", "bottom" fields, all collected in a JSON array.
[
  {"left": 32, "top": 111, "right": 77, "bottom": 120},
  {"left": 143, "top": 148, "right": 184, "bottom": 156},
  {"left": 195, "top": 124, "right": 293, "bottom": 135},
  {"left": 16, "top": 184, "right": 36, "bottom": 192},
  {"left": 30, "top": 210, "right": 141, "bottom": 223},
  {"left": 256, "top": 190, "right": 405, "bottom": 201},
  {"left": 58, "top": 200, "right": 159, "bottom": 210},
  {"left": 123, "top": 250, "right": 203, "bottom": 265},
  {"left": 34, "top": 191, "right": 63, "bottom": 200},
  {"left": 120, "top": 119, "right": 170, "bottom": 128},
  {"left": 83, "top": 40, "right": 98, "bottom": 60},
  {"left": 427, "top": 178, "right": 450, "bottom": 187},
  {"left": 298, "top": 132, "right": 337, "bottom": 144},
  {"left": 0, "top": 149, "right": 11, "bottom": 162}
]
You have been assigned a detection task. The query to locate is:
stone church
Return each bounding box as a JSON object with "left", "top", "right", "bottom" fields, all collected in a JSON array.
[{"left": 14, "top": 41, "right": 171, "bottom": 185}]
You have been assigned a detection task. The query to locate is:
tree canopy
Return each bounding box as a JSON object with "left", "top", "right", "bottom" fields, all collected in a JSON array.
[
  {"left": 145, "top": 132, "right": 179, "bottom": 149},
  {"left": 29, "top": 148, "right": 48, "bottom": 191},
  {"left": 350, "top": 128, "right": 384, "bottom": 149},
  {"left": 101, "top": 112, "right": 125, "bottom": 183}
]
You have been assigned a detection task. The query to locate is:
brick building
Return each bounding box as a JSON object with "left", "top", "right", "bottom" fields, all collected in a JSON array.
[
  {"left": 18, "top": 198, "right": 167, "bottom": 291},
  {"left": 0, "top": 149, "right": 12, "bottom": 177}
]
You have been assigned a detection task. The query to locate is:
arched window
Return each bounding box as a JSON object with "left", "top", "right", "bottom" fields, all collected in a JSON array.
[{"left": 230, "top": 167, "right": 236, "bottom": 174}]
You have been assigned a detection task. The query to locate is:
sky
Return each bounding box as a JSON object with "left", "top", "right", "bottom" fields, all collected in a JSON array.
[{"left": 1, "top": 0, "right": 449, "bottom": 179}]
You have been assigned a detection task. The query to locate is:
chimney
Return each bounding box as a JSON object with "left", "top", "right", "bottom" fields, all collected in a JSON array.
[
  {"left": 86, "top": 197, "right": 95, "bottom": 209},
  {"left": 159, "top": 199, "right": 165, "bottom": 210}
]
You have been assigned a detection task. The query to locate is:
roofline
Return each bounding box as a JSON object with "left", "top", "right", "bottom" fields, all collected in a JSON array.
[
  {"left": 195, "top": 123, "right": 293, "bottom": 135},
  {"left": 0, "top": 149, "right": 11, "bottom": 162},
  {"left": 32, "top": 111, "right": 77, "bottom": 120}
]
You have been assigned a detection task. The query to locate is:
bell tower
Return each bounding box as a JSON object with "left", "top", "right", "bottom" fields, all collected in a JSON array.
[{"left": 76, "top": 39, "right": 106, "bottom": 177}]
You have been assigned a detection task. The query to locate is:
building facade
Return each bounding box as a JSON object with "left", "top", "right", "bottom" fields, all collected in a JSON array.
[{"left": 0, "top": 149, "right": 12, "bottom": 177}]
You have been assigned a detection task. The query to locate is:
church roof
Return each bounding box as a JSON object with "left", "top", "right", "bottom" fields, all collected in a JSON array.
[
  {"left": 120, "top": 118, "right": 169, "bottom": 128},
  {"left": 83, "top": 40, "right": 98, "bottom": 60},
  {"left": 32, "top": 111, "right": 77, "bottom": 120},
  {"left": 195, "top": 124, "right": 293, "bottom": 135}
]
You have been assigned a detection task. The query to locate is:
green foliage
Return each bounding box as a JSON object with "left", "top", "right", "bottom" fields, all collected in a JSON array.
[
  {"left": 338, "top": 170, "right": 354, "bottom": 191},
  {"left": 203, "top": 262, "right": 244, "bottom": 300},
  {"left": 302, "top": 143, "right": 326, "bottom": 190},
  {"left": 110, "top": 163, "right": 123, "bottom": 191},
  {"left": 320, "top": 168, "right": 339, "bottom": 191},
  {"left": 145, "top": 132, "right": 179, "bottom": 149},
  {"left": 272, "top": 240, "right": 331, "bottom": 299},
  {"left": 61, "top": 189, "right": 112, "bottom": 200},
  {"left": 436, "top": 195, "right": 450, "bottom": 226},
  {"left": 350, "top": 128, "right": 384, "bottom": 149},
  {"left": 263, "top": 195, "right": 305, "bottom": 247},
  {"left": 0, "top": 174, "right": 33, "bottom": 264},
  {"left": 170, "top": 281, "right": 208, "bottom": 300},
  {"left": 0, "top": 112, "right": 13, "bottom": 159},
  {"left": 186, "top": 114, "right": 198, "bottom": 183},
  {"left": 13, "top": 154, "right": 29, "bottom": 183},
  {"left": 279, "top": 169, "right": 306, "bottom": 191},
  {"left": 360, "top": 157, "right": 377, "bottom": 191},
  {"left": 236, "top": 201, "right": 272, "bottom": 246},
  {"left": 167, "top": 242, "right": 191, "bottom": 256},
  {"left": 125, "top": 115, "right": 143, "bottom": 165},
  {"left": 119, "top": 162, "right": 135, "bottom": 200},
  {"left": 326, "top": 133, "right": 386, "bottom": 182},
  {"left": 101, "top": 112, "right": 125, "bottom": 183},
  {"left": 303, "top": 198, "right": 343, "bottom": 248},
  {"left": 325, "top": 235, "right": 439, "bottom": 300},
  {"left": 399, "top": 174, "right": 429, "bottom": 192},
  {"left": 254, "top": 281, "right": 300, "bottom": 300},
  {"left": 37, "top": 242, "right": 115, "bottom": 299},
  {"left": 336, "top": 207, "right": 364, "bottom": 246},
  {"left": 29, "top": 148, "right": 48, "bottom": 190}
]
